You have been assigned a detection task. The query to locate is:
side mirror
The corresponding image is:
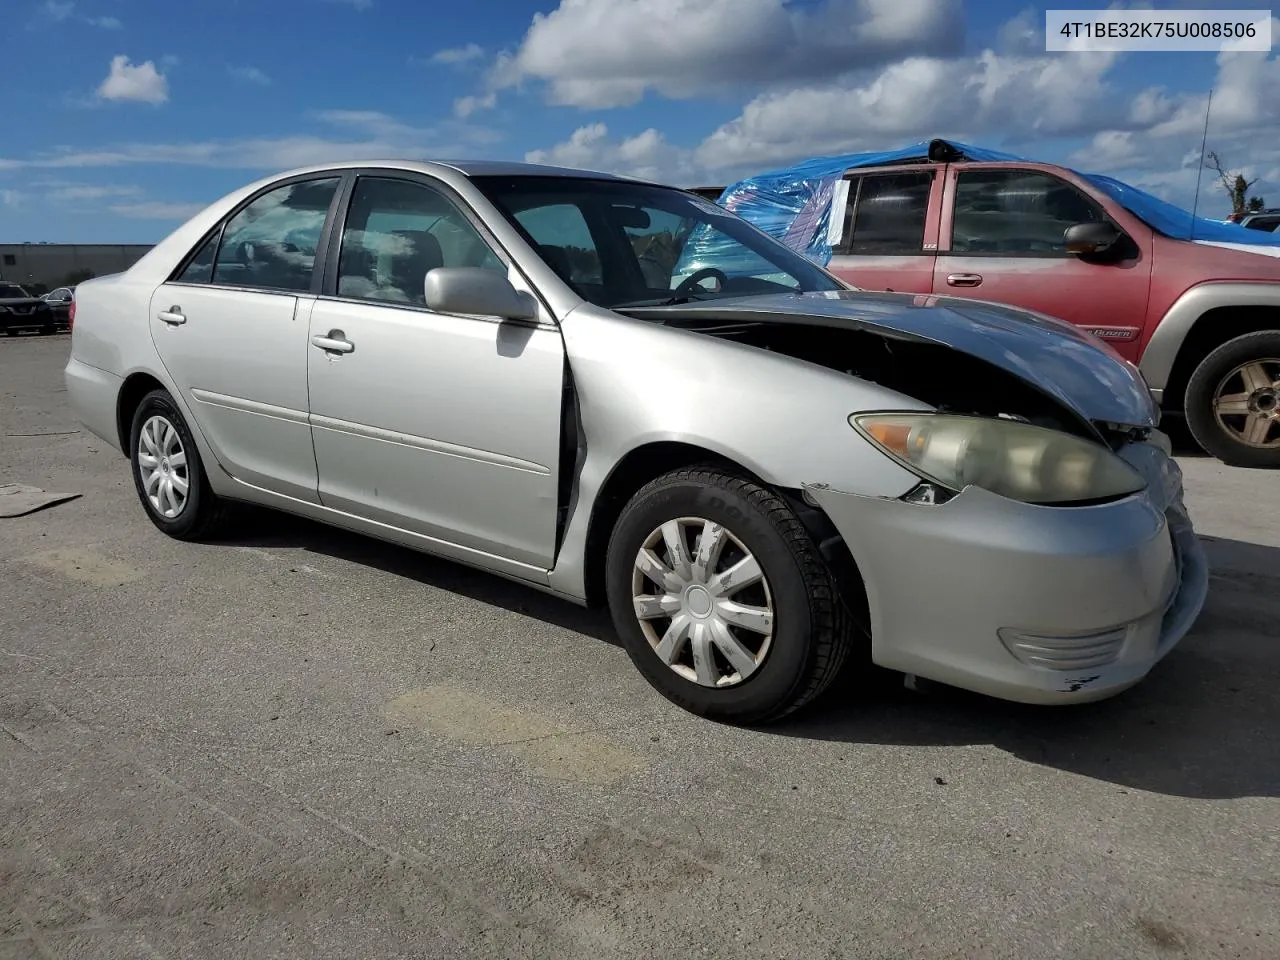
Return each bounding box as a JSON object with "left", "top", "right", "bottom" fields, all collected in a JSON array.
[
  {"left": 1064, "top": 221, "right": 1122, "bottom": 258},
  {"left": 423, "top": 267, "right": 539, "bottom": 321}
]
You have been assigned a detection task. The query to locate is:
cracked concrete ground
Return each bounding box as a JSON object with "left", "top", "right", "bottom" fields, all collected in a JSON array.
[{"left": 2, "top": 334, "right": 1277, "bottom": 959}]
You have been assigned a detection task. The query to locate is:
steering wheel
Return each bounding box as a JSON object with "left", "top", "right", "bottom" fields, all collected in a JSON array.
[{"left": 674, "top": 266, "right": 728, "bottom": 297}]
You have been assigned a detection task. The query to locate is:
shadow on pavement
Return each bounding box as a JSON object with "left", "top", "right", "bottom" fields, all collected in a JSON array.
[
  {"left": 778, "top": 534, "right": 1280, "bottom": 800},
  {"left": 222, "top": 506, "right": 1276, "bottom": 800},
  {"left": 227, "top": 507, "right": 619, "bottom": 646}
]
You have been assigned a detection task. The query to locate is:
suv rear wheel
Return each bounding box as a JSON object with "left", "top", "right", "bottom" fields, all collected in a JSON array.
[{"left": 1185, "top": 330, "right": 1280, "bottom": 468}]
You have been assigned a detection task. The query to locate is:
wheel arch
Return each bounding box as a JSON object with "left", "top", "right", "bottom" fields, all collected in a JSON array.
[
  {"left": 116, "top": 371, "right": 169, "bottom": 454},
  {"left": 579, "top": 440, "right": 870, "bottom": 632},
  {"left": 1141, "top": 284, "right": 1280, "bottom": 410}
]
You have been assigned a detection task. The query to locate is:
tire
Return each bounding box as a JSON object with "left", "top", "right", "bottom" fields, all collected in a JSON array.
[
  {"left": 1184, "top": 331, "right": 1280, "bottom": 468},
  {"left": 128, "top": 388, "right": 233, "bottom": 539},
  {"left": 604, "top": 466, "right": 854, "bottom": 725}
]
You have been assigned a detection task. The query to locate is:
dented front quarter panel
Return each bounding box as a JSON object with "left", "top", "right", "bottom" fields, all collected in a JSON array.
[{"left": 545, "top": 301, "right": 929, "bottom": 599}]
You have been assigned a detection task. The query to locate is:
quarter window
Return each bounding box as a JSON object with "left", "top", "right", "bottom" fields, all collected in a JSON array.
[
  {"left": 209, "top": 177, "right": 340, "bottom": 292},
  {"left": 336, "top": 177, "right": 505, "bottom": 306},
  {"left": 951, "top": 170, "right": 1107, "bottom": 256},
  {"left": 177, "top": 232, "right": 218, "bottom": 283},
  {"left": 836, "top": 172, "right": 934, "bottom": 255}
]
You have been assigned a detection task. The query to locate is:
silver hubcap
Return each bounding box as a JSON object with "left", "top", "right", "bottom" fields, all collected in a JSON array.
[
  {"left": 631, "top": 517, "right": 774, "bottom": 688},
  {"left": 138, "top": 415, "right": 189, "bottom": 519},
  {"left": 1213, "top": 359, "right": 1280, "bottom": 449}
]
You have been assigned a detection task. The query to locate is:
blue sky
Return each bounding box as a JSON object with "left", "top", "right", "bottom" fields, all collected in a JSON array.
[{"left": 2, "top": 0, "right": 1277, "bottom": 243}]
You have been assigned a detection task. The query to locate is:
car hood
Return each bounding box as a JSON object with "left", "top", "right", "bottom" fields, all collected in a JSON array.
[{"left": 644, "top": 290, "right": 1159, "bottom": 428}]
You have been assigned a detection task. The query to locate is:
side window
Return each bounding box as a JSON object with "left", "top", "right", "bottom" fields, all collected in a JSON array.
[
  {"left": 337, "top": 177, "right": 505, "bottom": 306},
  {"left": 951, "top": 170, "right": 1107, "bottom": 256},
  {"left": 210, "top": 177, "right": 340, "bottom": 292},
  {"left": 177, "top": 231, "right": 218, "bottom": 283},
  {"left": 836, "top": 172, "right": 934, "bottom": 255},
  {"left": 512, "top": 203, "right": 603, "bottom": 287}
]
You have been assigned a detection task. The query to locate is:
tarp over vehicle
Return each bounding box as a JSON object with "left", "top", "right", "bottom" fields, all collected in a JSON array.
[{"left": 699, "top": 137, "right": 1280, "bottom": 268}]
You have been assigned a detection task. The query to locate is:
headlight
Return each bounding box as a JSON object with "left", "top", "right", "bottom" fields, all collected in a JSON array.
[{"left": 851, "top": 413, "right": 1147, "bottom": 505}]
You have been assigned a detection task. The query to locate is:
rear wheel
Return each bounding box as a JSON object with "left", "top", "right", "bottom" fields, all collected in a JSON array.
[
  {"left": 605, "top": 466, "right": 854, "bottom": 724},
  {"left": 1184, "top": 331, "right": 1280, "bottom": 468},
  {"left": 129, "top": 389, "right": 232, "bottom": 539}
]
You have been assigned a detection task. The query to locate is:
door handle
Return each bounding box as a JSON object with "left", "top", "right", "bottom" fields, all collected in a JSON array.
[
  {"left": 311, "top": 331, "right": 355, "bottom": 355},
  {"left": 157, "top": 306, "right": 186, "bottom": 325},
  {"left": 946, "top": 273, "right": 983, "bottom": 287}
]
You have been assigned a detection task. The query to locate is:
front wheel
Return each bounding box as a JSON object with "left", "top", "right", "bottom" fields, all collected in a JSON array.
[
  {"left": 1184, "top": 331, "right": 1280, "bottom": 468},
  {"left": 605, "top": 466, "right": 855, "bottom": 724},
  {"left": 129, "top": 388, "right": 232, "bottom": 539}
]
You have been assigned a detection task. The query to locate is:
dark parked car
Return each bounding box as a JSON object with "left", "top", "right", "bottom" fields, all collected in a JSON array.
[
  {"left": 40, "top": 286, "right": 76, "bottom": 328},
  {"left": 0, "top": 282, "right": 57, "bottom": 335}
]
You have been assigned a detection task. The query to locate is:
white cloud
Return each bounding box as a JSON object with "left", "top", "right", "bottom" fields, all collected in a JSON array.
[
  {"left": 42, "top": 0, "right": 74, "bottom": 21},
  {"left": 475, "top": 0, "right": 964, "bottom": 110},
  {"left": 454, "top": 92, "right": 496, "bottom": 118},
  {"left": 323, "top": 0, "right": 372, "bottom": 9},
  {"left": 1, "top": 189, "right": 24, "bottom": 206},
  {"left": 228, "top": 65, "right": 271, "bottom": 86},
  {"left": 96, "top": 55, "right": 169, "bottom": 104},
  {"left": 525, "top": 123, "right": 696, "bottom": 184},
  {"left": 89, "top": 15, "right": 121, "bottom": 28},
  {"left": 44, "top": 183, "right": 143, "bottom": 201},
  {"left": 109, "top": 201, "right": 206, "bottom": 220},
  {"left": 432, "top": 43, "right": 483, "bottom": 65}
]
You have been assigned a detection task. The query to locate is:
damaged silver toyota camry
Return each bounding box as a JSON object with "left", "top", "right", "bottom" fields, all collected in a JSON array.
[{"left": 65, "top": 161, "right": 1209, "bottom": 723}]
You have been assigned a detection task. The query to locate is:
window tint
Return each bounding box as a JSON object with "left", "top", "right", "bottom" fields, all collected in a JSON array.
[
  {"left": 513, "top": 203, "right": 602, "bottom": 286},
  {"left": 210, "top": 177, "right": 339, "bottom": 292},
  {"left": 336, "top": 177, "right": 505, "bottom": 306},
  {"left": 1245, "top": 216, "right": 1279, "bottom": 233},
  {"left": 177, "top": 231, "right": 218, "bottom": 283},
  {"left": 951, "top": 170, "right": 1106, "bottom": 255},
  {"left": 837, "top": 172, "right": 933, "bottom": 255},
  {"left": 3, "top": 255, "right": 16, "bottom": 266}
]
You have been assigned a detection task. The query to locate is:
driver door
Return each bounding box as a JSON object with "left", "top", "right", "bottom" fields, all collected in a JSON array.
[{"left": 932, "top": 166, "right": 1152, "bottom": 358}]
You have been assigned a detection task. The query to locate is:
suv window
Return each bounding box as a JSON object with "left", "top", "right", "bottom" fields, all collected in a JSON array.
[
  {"left": 336, "top": 176, "right": 505, "bottom": 306},
  {"left": 1245, "top": 216, "right": 1279, "bottom": 233},
  {"left": 951, "top": 170, "right": 1107, "bottom": 256},
  {"left": 203, "top": 177, "right": 340, "bottom": 292},
  {"left": 835, "top": 171, "right": 934, "bottom": 255}
]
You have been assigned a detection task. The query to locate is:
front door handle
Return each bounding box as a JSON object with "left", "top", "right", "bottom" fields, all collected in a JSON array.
[
  {"left": 946, "top": 273, "right": 983, "bottom": 287},
  {"left": 157, "top": 306, "right": 186, "bottom": 325},
  {"left": 311, "top": 331, "right": 355, "bottom": 355}
]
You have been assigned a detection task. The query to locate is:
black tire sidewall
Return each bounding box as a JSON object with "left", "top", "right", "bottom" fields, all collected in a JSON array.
[
  {"left": 129, "top": 389, "right": 211, "bottom": 538},
  {"left": 1184, "top": 331, "right": 1280, "bottom": 468},
  {"left": 605, "top": 473, "right": 822, "bottom": 721}
]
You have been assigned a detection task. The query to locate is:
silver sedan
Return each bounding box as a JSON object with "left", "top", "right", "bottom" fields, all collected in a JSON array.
[{"left": 64, "top": 160, "right": 1208, "bottom": 723}]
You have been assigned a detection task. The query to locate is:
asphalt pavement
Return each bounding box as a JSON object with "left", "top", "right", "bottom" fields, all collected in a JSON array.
[{"left": 2, "top": 333, "right": 1277, "bottom": 959}]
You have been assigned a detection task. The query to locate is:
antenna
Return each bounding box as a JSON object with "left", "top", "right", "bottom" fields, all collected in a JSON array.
[{"left": 1189, "top": 87, "right": 1213, "bottom": 242}]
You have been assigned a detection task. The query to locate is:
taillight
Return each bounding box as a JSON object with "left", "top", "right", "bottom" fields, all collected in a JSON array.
[{"left": 68, "top": 300, "right": 76, "bottom": 331}]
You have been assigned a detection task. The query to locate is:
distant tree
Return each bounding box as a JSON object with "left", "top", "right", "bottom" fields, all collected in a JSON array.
[
  {"left": 1205, "top": 151, "right": 1259, "bottom": 217},
  {"left": 1246, "top": 196, "right": 1266, "bottom": 213}
]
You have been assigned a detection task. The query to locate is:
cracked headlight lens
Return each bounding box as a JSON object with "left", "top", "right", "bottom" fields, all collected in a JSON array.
[{"left": 851, "top": 413, "right": 1147, "bottom": 505}]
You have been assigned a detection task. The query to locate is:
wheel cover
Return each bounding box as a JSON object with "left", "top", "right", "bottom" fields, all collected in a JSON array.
[
  {"left": 138, "top": 415, "right": 190, "bottom": 519},
  {"left": 630, "top": 517, "right": 775, "bottom": 688},
  {"left": 1212, "top": 358, "right": 1280, "bottom": 449}
]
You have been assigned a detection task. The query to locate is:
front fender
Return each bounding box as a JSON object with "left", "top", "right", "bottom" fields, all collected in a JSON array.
[{"left": 1141, "top": 281, "right": 1280, "bottom": 396}]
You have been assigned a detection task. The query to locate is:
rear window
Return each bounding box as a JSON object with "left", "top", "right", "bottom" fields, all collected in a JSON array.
[{"left": 0, "top": 284, "right": 30, "bottom": 298}]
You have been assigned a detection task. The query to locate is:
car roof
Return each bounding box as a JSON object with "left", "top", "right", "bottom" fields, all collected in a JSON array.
[{"left": 260, "top": 158, "right": 650, "bottom": 185}]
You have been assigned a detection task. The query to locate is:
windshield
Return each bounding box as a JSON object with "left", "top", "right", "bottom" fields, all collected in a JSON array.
[
  {"left": 470, "top": 175, "right": 843, "bottom": 308},
  {"left": 0, "top": 284, "right": 31, "bottom": 299}
]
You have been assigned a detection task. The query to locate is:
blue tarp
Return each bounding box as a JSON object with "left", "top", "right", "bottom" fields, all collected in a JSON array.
[{"left": 684, "top": 137, "right": 1280, "bottom": 272}]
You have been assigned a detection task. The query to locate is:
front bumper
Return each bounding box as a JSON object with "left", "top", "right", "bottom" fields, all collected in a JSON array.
[{"left": 805, "top": 432, "right": 1209, "bottom": 705}]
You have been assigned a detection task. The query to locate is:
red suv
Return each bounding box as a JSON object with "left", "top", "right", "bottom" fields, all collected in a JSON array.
[{"left": 717, "top": 153, "right": 1280, "bottom": 467}]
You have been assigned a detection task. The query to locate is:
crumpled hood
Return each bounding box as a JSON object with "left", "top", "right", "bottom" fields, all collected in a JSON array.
[{"left": 659, "top": 289, "right": 1159, "bottom": 428}]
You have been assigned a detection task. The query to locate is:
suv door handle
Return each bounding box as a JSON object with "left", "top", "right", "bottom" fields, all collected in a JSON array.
[
  {"left": 157, "top": 306, "right": 186, "bottom": 325},
  {"left": 311, "top": 331, "right": 355, "bottom": 354},
  {"left": 946, "top": 273, "right": 983, "bottom": 287}
]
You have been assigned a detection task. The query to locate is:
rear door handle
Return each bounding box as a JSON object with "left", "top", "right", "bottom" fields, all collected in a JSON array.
[
  {"left": 157, "top": 306, "right": 186, "bottom": 325},
  {"left": 311, "top": 331, "right": 355, "bottom": 355},
  {"left": 946, "top": 273, "right": 983, "bottom": 287}
]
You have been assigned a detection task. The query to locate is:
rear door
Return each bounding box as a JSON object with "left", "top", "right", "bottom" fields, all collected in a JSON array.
[
  {"left": 932, "top": 165, "right": 1153, "bottom": 359},
  {"left": 305, "top": 172, "right": 566, "bottom": 569},
  {"left": 824, "top": 164, "right": 942, "bottom": 293},
  {"left": 148, "top": 173, "right": 343, "bottom": 502}
]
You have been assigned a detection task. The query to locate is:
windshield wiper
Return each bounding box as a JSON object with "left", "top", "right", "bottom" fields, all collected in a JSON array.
[{"left": 613, "top": 291, "right": 724, "bottom": 308}]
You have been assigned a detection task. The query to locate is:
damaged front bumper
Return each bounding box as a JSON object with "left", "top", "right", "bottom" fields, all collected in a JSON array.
[{"left": 804, "top": 432, "right": 1209, "bottom": 705}]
